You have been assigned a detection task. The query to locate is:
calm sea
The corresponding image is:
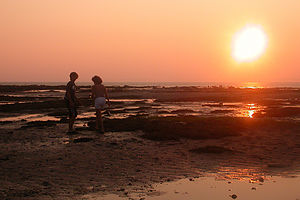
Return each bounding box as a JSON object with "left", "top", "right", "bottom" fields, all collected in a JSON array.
[{"left": 1, "top": 82, "right": 300, "bottom": 88}]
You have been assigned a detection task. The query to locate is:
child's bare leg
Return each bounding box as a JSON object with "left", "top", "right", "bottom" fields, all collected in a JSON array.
[
  {"left": 99, "top": 110, "right": 104, "bottom": 132},
  {"left": 69, "top": 116, "right": 75, "bottom": 131},
  {"left": 96, "top": 110, "right": 100, "bottom": 130}
]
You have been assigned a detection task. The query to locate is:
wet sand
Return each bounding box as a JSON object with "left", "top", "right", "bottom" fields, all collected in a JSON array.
[
  {"left": 96, "top": 176, "right": 300, "bottom": 200},
  {"left": 1, "top": 85, "right": 300, "bottom": 199}
]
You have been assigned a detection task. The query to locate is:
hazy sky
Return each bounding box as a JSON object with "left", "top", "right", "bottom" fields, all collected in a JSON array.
[{"left": 0, "top": 0, "right": 299, "bottom": 82}]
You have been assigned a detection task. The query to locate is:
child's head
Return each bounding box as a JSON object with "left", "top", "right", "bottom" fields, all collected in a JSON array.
[
  {"left": 70, "top": 72, "right": 78, "bottom": 81},
  {"left": 92, "top": 75, "right": 102, "bottom": 85}
]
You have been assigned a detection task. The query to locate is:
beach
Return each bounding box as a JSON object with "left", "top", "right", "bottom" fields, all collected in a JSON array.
[{"left": 1, "top": 84, "right": 300, "bottom": 199}]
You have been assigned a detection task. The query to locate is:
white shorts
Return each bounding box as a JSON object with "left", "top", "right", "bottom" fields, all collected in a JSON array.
[{"left": 95, "top": 97, "right": 106, "bottom": 109}]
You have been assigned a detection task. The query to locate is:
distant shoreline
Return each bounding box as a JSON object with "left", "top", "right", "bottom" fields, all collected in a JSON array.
[{"left": 1, "top": 81, "right": 300, "bottom": 88}]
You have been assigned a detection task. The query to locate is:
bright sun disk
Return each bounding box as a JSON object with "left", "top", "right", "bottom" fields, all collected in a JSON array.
[{"left": 232, "top": 24, "right": 268, "bottom": 62}]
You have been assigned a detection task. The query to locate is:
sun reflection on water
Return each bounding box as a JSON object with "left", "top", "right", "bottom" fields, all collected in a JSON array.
[
  {"left": 237, "top": 103, "right": 259, "bottom": 118},
  {"left": 216, "top": 167, "right": 266, "bottom": 183},
  {"left": 241, "top": 82, "right": 264, "bottom": 89},
  {"left": 247, "top": 103, "right": 256, "bottom": 118},
  {"left": 248, "top": 110, "right": 255, "bottom": 118}
]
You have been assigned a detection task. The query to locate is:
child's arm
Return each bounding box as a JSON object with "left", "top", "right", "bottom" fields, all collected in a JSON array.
[
  {"left": 74, "top": 87, "right": 81, "bottom": 105},
  {"left": 74, "top": 95, "right": 80, "bottom": 105},
  {"left": 66, "top": 86, "right": 75, "bottom": 106}
]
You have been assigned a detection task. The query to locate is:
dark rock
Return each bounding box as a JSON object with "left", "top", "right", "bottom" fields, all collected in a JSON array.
[
  {"left": 267, "top": 163, "right": 286, "bottom": 168},
  {"left": 42, "top": 181, "right": 51, "bottom": 186},
  {"left": 258, "top": 177, "right": 264, "bottom": 182},
  {"left": 67, "top": 131, "right": 80, "bottom": 135},
  {"left": 20, "top": 120, "right": 57, "bottom": 129},
  {"left": 264, "top": 107, "right": 300, "bottom": 117},
  {"left": 170, "top": 109, "right": 196, "bottom": 114},
  {"left": 190, "top": 146, "right": 233, "bottom": 154},
  {"left": 48, "top": 111, "right": 66, "bottom": 117},
  {"left": 210, "top": 110, "right": 234, "bottom": 114},
  {"left": 60, "top": 118, "right": 68, "bottom": 123},
  {"left": 0, "top": 155, "right": 10, "bottom": 161},
  {"left": 110, "top": 142, "right": 118, "bottom": 146},
  {"left": 73, "top": 137, "right": 94, "bottom": 143}
]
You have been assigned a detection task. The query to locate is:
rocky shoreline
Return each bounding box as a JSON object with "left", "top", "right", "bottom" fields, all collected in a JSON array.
[{"left": 1, "top": 85, "right": 300, "bottom": 199}]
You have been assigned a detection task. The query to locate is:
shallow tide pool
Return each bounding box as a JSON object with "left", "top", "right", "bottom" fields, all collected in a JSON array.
[{"left": 88, "top": 175, "right": 300, "bottom": 200}]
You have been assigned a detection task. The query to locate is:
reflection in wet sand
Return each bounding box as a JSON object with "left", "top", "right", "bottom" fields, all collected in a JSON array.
[
  {"left": 147, "top": 176, "right": 300, "bottom": 200},
  {"left": 2, "top": 86, "right": 300, "bottom": 199},
  {"left": 235, "top": 103, "right": 265, "bottom": 118},
  {"left": 248, "top": 110, "right": 255, "bottom": 118},
  {"left": 215, "top": 166, "right": 269, "bottom": 183},
  {"left": 248, "top": 104, "right": 256, "bottom": 118},
  {"left": 241, "top": 82, "right": 263, "bottom": 89},
  {"left": 0, "top": 100, "right": 285, "bottom": 123},
  {"left": 0, "top": 113, "right": 59, "bottom": 122},
  {"left": 241, "top": 103, "right": 257, "bottom": 118},
  {"left": 95, "top": 175, "right": 300, "bottom": 200}
]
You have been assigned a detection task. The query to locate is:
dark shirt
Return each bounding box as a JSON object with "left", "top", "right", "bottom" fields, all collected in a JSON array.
[{"left": 65, "top": 81, "right": 76, "bottom": 102}]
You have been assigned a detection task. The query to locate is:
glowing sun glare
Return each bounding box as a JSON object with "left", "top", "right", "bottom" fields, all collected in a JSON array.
[{"left": 232, "top": 24, "right": 268, "bottom": 62}]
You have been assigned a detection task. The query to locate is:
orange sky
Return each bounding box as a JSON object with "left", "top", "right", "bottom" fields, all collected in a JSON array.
[{"left": 0, "top": 0, "right": 299, "bottom": 82}]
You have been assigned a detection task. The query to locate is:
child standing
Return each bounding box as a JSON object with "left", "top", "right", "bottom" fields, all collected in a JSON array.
[
  {"left": 91, "top": 75, "right": 110, "bottom": 133},
  {"left": 64, "top": 72, "right": 79, "bottom": 132}
]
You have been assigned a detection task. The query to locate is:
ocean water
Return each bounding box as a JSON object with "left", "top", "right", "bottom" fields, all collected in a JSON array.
[{"left": 1, "top": 82, "right": 300, "bottom": 88}]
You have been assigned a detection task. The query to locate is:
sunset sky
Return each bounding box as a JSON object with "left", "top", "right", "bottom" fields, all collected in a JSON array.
[{"left": 0, "top": 0, "right": 299, "bottom": 82}]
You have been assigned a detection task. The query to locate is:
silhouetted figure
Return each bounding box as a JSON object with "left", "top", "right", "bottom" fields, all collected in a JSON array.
[
  {"left": 91, "top": 75, "right": 110, "bottom": 133},
  {"left": 65, "top": 72, "right": 79, "bottom": 132}
]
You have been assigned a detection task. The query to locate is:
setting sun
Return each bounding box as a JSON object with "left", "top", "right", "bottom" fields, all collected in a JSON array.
[{"left": 232, "top": 24, "right": 268, "bottom": 63}]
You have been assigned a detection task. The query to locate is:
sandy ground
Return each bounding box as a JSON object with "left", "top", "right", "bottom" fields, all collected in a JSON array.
[{"left": 1, "top": 118, "right": 300, "bottom": 200}]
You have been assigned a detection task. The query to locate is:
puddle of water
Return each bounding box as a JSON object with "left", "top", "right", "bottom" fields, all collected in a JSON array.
[
  {"left": 124, "top": 106, "right": 140, "bottom": 110},
  {"left": 74, "top": 121, "right": 89, "bottom": 127},
  {"left": 106, "top": 113, "right": 136, "bottom": 119},
  {"left": 234, "top": 103, "right": 265, "bottom": 118},
  {"left": 23, "top": 89, "right": 64, "bottom": 93},
  {"left": 110, "top": 99, "right": 154, "bottom": 103},
  {"left": 150, "top": 176, "right": 300, "bottom": 200},
  {"left": 96, "top": 175, "right": 300, "bottom": 200},
  {"left": 78, "top": 111, "right": 96, "bottom": 118},
  {"left": 0, "top": 114, "right": 40, "bottom": 122},
  {"left": 0, "top": 114, "right": 59, "bottom": 122},
  {"left": 152, "top": 102, "right": 265, "bottom": 119},
  {"left": 0, "top": 102, "right": 15, "bottom": 105},
  {"left": 77, "top": 111, "right": 130, "bottom": 120},
  {"left": 157, "top": 113, "right": 178, "bottom": 117},
  {"left": 1, "top": 97, "right": 298, "bottom": 123},
  {"left": 10, "top": 90, "right": 65, "bottom": 98},
  {"left": 0, "top": 100, "right": 48, "bottom": 105},
  {"left": 27, "top": 115, "right": 59, "bottom": 122},
  {"left": 1, "top": 94, "right": 26, "bottom": 97},
  {"left": 283, "top": 105, "right": 300, "bottom": 108}
]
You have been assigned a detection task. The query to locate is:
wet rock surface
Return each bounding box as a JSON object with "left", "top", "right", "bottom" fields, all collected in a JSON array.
[
  {"left": 190, "top": 146, "right": 234, "bottom": 154},
  {"left": 1, "top": 85, "right": 300, "bottom": 199},
  {"left": 73, "top": 137, "right": 95, "bottom": 143}
]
